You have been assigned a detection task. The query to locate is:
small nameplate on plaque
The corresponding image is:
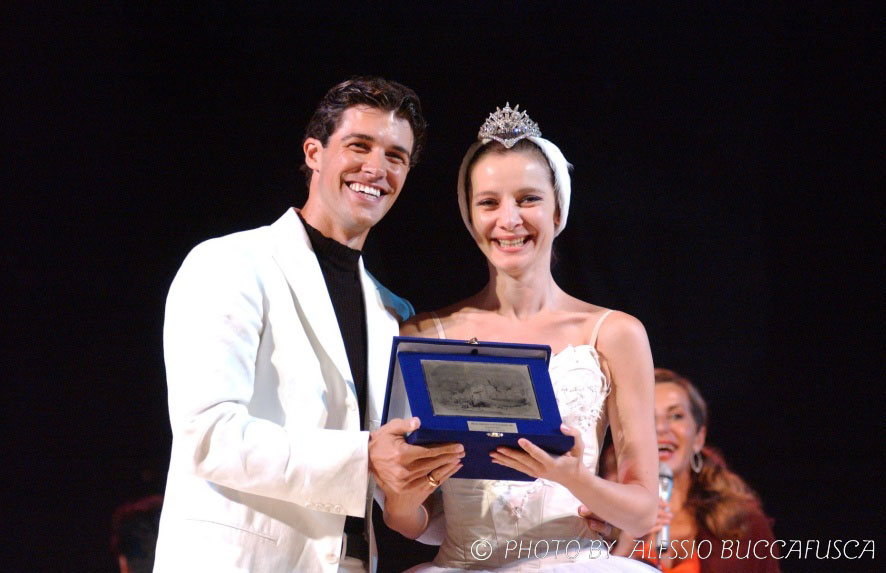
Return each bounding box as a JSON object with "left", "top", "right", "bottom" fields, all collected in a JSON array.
[{"left": 467, "top": 421, "right": 518, "bottom": 433}]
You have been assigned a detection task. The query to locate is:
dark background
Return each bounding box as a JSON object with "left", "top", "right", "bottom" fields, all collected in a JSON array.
[{"left": 4, "top": 3, "right": 880, "bottom": 571}]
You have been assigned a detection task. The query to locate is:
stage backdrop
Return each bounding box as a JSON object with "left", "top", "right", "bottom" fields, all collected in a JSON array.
[{"left": 4, "top": 5, "right": 878, "bottom": 571}]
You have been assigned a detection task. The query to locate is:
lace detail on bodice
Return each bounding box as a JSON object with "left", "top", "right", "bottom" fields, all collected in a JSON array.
[
  {"left": 549, "top": 344, "right": 611, "bottom": 448},
  {"left": 488, "top": 343, "right": 611, "bottom": 521},
  {"left": 426, "top": 313, "right": 647, "bottom": 570},
  {"left": 432, "top": 335, "right": 624, "bottom": 569}
]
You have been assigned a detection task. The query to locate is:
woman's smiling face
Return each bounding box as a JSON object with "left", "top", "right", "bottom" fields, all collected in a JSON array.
[
  {"left": 655, "top": 382, "right": 706, "bottom": 476},
  {"left": 468, "top": 150, "right": 559, "bottom": 274}
]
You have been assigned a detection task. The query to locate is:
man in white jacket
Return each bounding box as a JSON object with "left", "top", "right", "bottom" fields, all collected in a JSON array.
[{"left": 154, "top": 77, "right": 464, "bottom": 572}]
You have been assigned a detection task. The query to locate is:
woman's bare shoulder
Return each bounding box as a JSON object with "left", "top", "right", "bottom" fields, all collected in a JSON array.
[
  {"left": 553, "top": 288, "right": 646, "bottom": 344},
  {"left": 593, "top": 309, "right": 650, "bottom": 351},
  {"left": 400, "top": 311, "right": 440, "bottom": 337},
  {"left": 400, "top": 297, "right": 485, "bottom": 338},
  {"left": 557, "top": 294, "right": 619, "bottom": 331}
]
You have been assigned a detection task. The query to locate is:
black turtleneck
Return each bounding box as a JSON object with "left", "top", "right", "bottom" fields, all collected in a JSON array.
[
  {"left": 298, "top": 214, "right": 368, "bottom": 427},
  {"left": 298, "top": 213, "right": 370, "bottom": 551}
]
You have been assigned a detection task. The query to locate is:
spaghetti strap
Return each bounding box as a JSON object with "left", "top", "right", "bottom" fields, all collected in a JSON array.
[
  {"left": 589, "top": 309, "right": 615, "bottom": 347},
  {"left": 429, "top": 311, "right": 446, "bottom": 339}
]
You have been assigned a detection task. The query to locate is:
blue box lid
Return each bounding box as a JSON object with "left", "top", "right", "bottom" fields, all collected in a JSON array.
[{"left": 382, "top": 336, "right": 574, "bottom": 481}]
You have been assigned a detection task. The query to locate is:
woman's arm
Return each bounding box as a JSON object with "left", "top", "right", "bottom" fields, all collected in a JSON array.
[
  {"left": 491, "top": 312, "right": 658, "bottom": 537},
  {"left": 596, "top": 312, "right": 659, "bottom": 535}
]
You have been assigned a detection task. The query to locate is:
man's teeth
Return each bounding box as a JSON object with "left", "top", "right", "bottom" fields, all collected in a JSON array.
[
  {"left": 350, "top": 183, "right": 381, "bottom": 197},
  {"left": 498, "top": 238, "right": 525, "bottom": 247}
]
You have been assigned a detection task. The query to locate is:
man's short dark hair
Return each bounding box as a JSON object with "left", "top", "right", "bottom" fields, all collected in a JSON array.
[
  {"left": 110, "top": 494, "right": 163, "bottom": 573},
  {"left": 300, "top": 76, "right": 427, "bottom": 185}
]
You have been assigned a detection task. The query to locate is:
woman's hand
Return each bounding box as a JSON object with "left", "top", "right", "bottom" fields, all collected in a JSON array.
[
  {"left": 489, "top": 424, "right": 589, "bottom": 488},
  {"left": 646, "top": 498, "right": 673, "bottom": 536}
]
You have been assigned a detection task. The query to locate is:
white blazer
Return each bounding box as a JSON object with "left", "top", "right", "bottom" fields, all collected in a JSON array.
[{"left": 154, "top": 208, "right": 411, "bottom": 572}]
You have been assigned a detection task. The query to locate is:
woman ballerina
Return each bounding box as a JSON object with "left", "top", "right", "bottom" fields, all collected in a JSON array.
[{"left": 385, "top": 104, "right": 659, "bottom": 571}]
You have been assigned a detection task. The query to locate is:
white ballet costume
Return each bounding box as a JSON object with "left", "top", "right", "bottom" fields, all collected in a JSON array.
[{"left": 404, "top": 310, "right": 655, "bottom": 572}]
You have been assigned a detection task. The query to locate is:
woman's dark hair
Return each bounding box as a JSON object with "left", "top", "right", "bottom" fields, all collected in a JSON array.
[{"left": 300, "top": 76, "right": 427, "bottom": 185}]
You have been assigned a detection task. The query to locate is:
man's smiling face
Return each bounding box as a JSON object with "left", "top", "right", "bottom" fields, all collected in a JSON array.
[{"left": 301, "top": 105, "right": 414, "bottom": 248}]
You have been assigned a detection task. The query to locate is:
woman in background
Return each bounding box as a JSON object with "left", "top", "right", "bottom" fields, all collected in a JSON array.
[{"left": 593, "top": 368, "right": 779, "bottom": 572}]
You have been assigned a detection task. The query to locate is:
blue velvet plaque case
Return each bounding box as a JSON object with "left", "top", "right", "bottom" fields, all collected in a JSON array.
[{"left": 382, "top": 336, "right": 574, "bottom": 481}]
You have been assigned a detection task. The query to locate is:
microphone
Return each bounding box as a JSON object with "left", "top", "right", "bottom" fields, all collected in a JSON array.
[{"left": 656, "top": 462, "right": 674, "bottom": 553}]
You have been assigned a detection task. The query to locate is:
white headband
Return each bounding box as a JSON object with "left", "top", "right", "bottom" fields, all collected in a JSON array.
[{"left": 457, "top": 135, "right": 573, "bottom": 238}]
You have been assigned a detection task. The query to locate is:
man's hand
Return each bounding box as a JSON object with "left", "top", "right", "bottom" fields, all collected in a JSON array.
[
  {"left": 578, "top": 505, "right": 614, "bottom": 537},
  {"left": 371, "top": 417, "right": 463, "bottom": 538},
  {"left": 369, "top": 417, "right": 464, "bottom": 496},
  {"left": 579, "top": 499, "right": 672, "bottom": 559}
]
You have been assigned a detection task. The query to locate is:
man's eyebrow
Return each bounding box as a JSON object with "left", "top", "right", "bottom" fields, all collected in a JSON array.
[
  {"left": 342, "top": 133, "right": 411, "bottom": 158},
  {"left": 342, "top": 132, "right": 374, "bottom": 142}
]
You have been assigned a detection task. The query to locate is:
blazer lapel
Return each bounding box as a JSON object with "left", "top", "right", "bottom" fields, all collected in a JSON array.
[
  {"left": 270, "top": 209, "right": 354, "bottom": 388},
  {"left": 360, "top": 262, "right": 398, "bottom": 431}
]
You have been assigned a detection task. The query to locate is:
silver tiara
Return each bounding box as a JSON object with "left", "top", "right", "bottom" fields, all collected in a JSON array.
[{"left": 477, "top": 103, "right": 541, "bottom": 148}]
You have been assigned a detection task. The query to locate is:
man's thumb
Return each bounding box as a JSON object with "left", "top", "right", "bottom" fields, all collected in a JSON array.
[{"left": 381, "top": 416, "right": 420, "bottom": 435}]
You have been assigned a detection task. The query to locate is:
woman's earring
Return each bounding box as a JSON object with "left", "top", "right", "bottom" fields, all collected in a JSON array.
[{"left": 691, "top": 450, "right": 704, "bottom": 473}]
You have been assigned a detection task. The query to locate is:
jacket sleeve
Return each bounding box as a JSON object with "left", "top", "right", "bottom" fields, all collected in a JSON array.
[{"left": 163, "top": 237, "right": 369, "bottom": 516}]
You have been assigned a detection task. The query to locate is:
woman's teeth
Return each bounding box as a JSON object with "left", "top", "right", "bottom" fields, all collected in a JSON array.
[
  {"left": 350, "top": 183, "right": 381, "bottom": 197},
  {"left": 498, "top": 238, "right": 525, "bottom": 247}
]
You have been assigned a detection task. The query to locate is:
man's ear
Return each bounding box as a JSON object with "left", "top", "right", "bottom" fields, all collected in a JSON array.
[{"left": 303, "top": 138, "right": 323, "bottom": 171}]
